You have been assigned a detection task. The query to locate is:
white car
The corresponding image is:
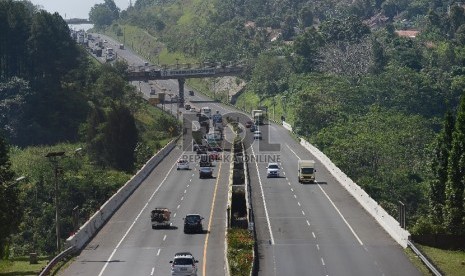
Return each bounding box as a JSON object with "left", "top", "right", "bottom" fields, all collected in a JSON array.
[
  {"left": 177, "top": 158, "right": 189, "bottom": 170},
  {"left": 253, "top": 130, "right": 262, "bottom": 140},
  {"left": 170, "top": 252, "right": 199, "bottom": 276},
  {"left": 266, "top": 162, "right": 280, "bottom": 178}
]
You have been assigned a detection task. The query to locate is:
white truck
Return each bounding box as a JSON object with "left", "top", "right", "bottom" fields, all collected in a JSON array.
[
  {"left": 252, "top": 109, "right": 264, "bottom": 125},
  {"left": 151, "top": 208, "right": 171, "bottom": 229},
  {"left": 298, "top": 160, "right": 316, "bottom": 183}
]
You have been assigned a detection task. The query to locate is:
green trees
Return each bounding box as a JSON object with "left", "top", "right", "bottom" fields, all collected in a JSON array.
[
  {"left": 0, "top": 1, "right": 87, "bottom": 146},
  {"left": 444, "top": 96, "right": 465, "bottom": 234},
  {"left": 292, "top": 27, "right": 323, "bottom": 72},
  {"left": 103, "top": 104, "right": 138, "bottom": 172},
  {"left": 89, "top": 0, "right": 120, "bottom": 28},
  {"left": 314, "top": 108, "right": 433, "bottom": 216},
  {"left": 429, "top": 112, "right": 454, "bottom": 226},
  {"left": 0, "top": 134, "right": 21, "bottom": 258},
  {"left": 426, "top": 95, "right": 465, "bottom": 235}
]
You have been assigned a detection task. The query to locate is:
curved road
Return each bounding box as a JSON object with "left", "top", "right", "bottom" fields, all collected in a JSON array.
[{"left": 62, "top": 34, "right": 422, "bottom": 276}]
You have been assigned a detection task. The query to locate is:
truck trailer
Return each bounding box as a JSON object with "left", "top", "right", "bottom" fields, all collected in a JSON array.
[{"left": 151, "top": 208, "right": 171, "bottom": 229}]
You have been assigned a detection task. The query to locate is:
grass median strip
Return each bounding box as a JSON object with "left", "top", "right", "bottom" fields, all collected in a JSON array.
[{"left": 227, "top": 228, "right": 254, "bottom": 276}]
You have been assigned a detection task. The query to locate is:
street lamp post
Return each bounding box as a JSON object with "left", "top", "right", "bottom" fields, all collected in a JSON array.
[
  {"left": 45, "top": 151, "right": 65, "bottom": 253},
  {"left": 272, "top": 97, "right": 276, "bottom": 121},
  {"left": 175, "top": 96, "right": 180, "bottom": 120},
  {"left": 282, "top": 96, "right": 287, "bottom": 117}
]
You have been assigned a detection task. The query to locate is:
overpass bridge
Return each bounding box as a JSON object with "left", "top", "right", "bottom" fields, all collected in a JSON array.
[
  {"left": 126, "top": 63, "right": 244, "bottom": 107},
  {"left": 65, "top": 18, "right": 92, "bottom": 24}
]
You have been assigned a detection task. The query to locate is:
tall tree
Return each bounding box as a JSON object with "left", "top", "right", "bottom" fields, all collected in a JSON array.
[
  {"left": 292, "top": 27, "right": 323, "bottom": 73},
  {"left": 444, "top": 95, "right": 465, "bottom": 234},
  {"left": 0, "top": 134, "right": 21, "bottom": 258},
  {"left": 103, "top": 104, "right": 138, "bottom": 172},
  {"left": 89, "top": 0, "right": 120, "bottom": 28},
  {"left": 429, "top": 111, "right": 454, "bottom": 226}
]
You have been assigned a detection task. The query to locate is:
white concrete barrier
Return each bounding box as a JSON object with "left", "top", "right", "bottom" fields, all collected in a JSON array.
[
  {"left": 282, "top": 121, "right": 292, "bottom": 132},
  {"left": 299, "top": 139, "right": 410, "bottom": 247},
  {"left": 66, "top": 137, "right": 179, "bottom": 250}
]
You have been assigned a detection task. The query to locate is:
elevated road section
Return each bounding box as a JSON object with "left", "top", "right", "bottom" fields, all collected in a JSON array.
[
  {"left": 126, "top": 63, "right": 244, "bottom": 107},
  {"left": 126, "top": 64, "right": 244, "bottom": 81}
]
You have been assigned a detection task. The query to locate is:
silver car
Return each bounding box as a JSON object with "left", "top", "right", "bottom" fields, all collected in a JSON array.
[{"left": 170, "top": 252, "right": 199, "bottom": 276}]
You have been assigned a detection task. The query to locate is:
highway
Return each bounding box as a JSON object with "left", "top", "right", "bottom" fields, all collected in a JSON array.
[
  {"left": 60, "top": 142, "right": 231, "bottom": 275},
  {"left": 61, "top": 34, "right": 423, "bottom": 275}
]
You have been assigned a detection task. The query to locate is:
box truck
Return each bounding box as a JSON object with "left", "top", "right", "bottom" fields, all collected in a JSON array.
[{"left": 298, "top": 160, "right": 316, "bottom": 183}]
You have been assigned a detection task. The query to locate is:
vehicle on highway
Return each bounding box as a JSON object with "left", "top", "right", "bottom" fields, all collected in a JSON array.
[
  {"left": 250, "top": 124, "right": 257, "bottom": 132},
  {"left": 195, "top": 145, "right": 207, "bottom": 155},
  {"left": 170, "top": 252, "right": 199, "bottom": 276},
  {"left": 245, "top": 121, "right": 253, "bottom": 128},
  {"left": 151, "top": 208, "right": 171, "bottom": 229},
  {"left": 177, "top": 158, "right": 189, "bottom": 170},
  {"left": 298, "top": 160, "right": 316, "bottom": 183},
  {"left": 201, "top": 106, "right": 212, "bottom": 119},
  {"left": 252, "top": 109, "right": 264, "bottom": 125},
  {"left": 199, "top": 154, "right": 212, "bottom": 167},
  {"left": 183, "top": 214, "right": 204, "bottom": 234},
  {"left": 199, "top": 167, "right": 213, "bottom": 178},
  {"left": 266, "top": 162, "right": 280, "bottom": 178},
  {"left": 253, "top": 130, "right": 262, "bottom": 140},
  {"left": 208, "top": 146, "right": 222, "bottom": 152},
  {"left": 208, "top": 151, "right": 221, "bottom": 160},
  {"left": 189, "top": 90, "right": 195, "bottom": 96}
]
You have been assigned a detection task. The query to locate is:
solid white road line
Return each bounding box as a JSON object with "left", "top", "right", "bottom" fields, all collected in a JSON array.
[
  {"left": 251, "top": 146, "right": 275, "bottom": 245},
  {"left": 98, "top": 156, "right": 178, "bottom": 276}
]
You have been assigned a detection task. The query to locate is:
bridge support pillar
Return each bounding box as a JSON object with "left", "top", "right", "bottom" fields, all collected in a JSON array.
[{"left": 177, "top": 78, "right": 185, "bottom": 107}]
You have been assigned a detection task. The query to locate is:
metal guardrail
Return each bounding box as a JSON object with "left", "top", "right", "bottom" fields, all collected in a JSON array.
[
  {"left": 38, "top": 246, "right": 75, "bottom": 276},
  {"left": 407, "top": 240, "right": 443, "bottom": 276}
]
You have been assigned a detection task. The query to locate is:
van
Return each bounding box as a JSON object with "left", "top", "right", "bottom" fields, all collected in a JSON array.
[
  {"left": 298, "top": 160, "right": 316, "bottom": 183},
  {"left": 201, "top": 107, "right": 212, "bottom": 119}
]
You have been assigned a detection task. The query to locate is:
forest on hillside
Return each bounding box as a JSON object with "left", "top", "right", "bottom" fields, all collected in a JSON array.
[
  {"left": 0, "top": 0, "right": 177, "bottom": 257},
  {"left": 92, "top": 0, "right": 465, "bottom": 237}
]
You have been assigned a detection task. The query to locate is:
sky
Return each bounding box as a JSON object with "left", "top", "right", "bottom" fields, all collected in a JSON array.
[{"left": 29, "top": 0, "right": 131, "bottom": 19}]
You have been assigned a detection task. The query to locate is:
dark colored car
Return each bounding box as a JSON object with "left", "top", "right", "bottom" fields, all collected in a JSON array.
[
  {"left": 199, "top": 167, "right": 213, "bottom": 179},
  {"left": 189, "top": 90, "right": 195, "bottom": 96},
  {"left": 199, "top": 154, "right": 212, "bottom": 167},
  {"left": 250, "top": 124, "right": 257, "bottom": 132},
  {"left": 245, "top": 121, "right": 253, "bottom": 128},
  {"left": 208, "top": 146, "right": 223, "bottom": 152},
  {"left": 183, "top": 214, "right": 204, "bottom": 234}
]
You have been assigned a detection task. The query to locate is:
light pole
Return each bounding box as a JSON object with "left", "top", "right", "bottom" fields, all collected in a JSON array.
[
  {"left": 168, "top": 93, "right": 173, "bottom": 114},
  {"left": 175, "top": 96, "right": 180, "bottom": 120},
  {"left": 282, "top": 96, "right": 287, "bottom": 118},
  {"left": 3, "top": 176, "right": 26, "bottom": 189},
  {"left": 45, "top": 151, "right": 65, "bottom": 253},
  {"left": 272, "top": 96, "right": 276, "bottom": 121}
]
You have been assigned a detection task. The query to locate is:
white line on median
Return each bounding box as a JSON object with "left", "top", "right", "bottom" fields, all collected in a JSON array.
[
  {"left": 251, "top": 146, "right": 275, "bottom": 245},
  {"left": 97, "top": 153, "right": 178, "bottom": 276}
]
